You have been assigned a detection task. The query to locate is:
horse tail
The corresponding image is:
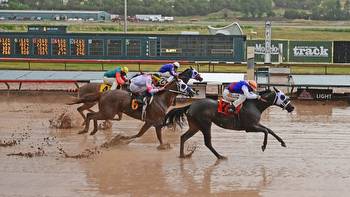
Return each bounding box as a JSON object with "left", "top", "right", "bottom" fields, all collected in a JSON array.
[
  {"left": 164, "top": 105, "right": 191, "bottom": 128},
  {"left": 66, "top": 92, "right": 102, "bottom": 105}
]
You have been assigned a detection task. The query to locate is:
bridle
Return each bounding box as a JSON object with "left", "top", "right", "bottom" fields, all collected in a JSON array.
[
  {"left": 166, "top": 79, "right": 193, "bottom": 97},
  {"left": 272, "top": 92, "right": 291, "bottom": 110}
]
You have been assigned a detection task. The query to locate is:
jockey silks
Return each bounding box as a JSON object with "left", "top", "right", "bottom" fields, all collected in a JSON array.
[{"left": 158, "top": 63, "right": 177, "bottom": 76}]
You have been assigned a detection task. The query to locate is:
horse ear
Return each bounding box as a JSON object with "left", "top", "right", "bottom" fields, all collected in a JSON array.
[
  {"left": 190, "top": 66, "right": 193, "bottom": 69},
  {"left": 273, "top": 86, "right": 279, "bottom": 92}
]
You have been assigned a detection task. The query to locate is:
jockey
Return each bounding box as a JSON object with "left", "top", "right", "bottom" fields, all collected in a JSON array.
[
  {"left": 158, "top": 61, "right": 180, "bottom": 82},
  {"left": 130, "top": 73, "right": 164, "bottom": 97},
  {"left": 130, "top": 73, "right": 164, "bottom": 120},
  {"left": 103, "top": 66, "right": 129, "bottom": 90},
  {"left": 223, "top": 80, "right": 261, "bottom": 112}
]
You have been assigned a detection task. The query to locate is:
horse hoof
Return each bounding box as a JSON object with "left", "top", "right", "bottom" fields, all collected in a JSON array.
[
  {"left": 261, "top": 145, "right": 266, "bottom": 152},
  {"left": 157, "top": 143, "right": 171, "bottom": 150},
  {"left": 179, "top": 154, "right": 191, "bottom": 159},
  {"left": 218, "top": 155, "right": 227, "bottom": 160},
  {"left": 78, "top": 130, "right": 87, "bottom": 134},
  {"left": 90, "top": 131, "right": 97, "bottom": 135},
  {"left": 281, "top": 142, "right": 287, "bottom": 147}
]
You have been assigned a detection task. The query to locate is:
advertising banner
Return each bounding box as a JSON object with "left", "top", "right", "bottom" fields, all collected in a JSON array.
[
  {"left": 297, "top": 88, "right": 333, "bottom": 100},
  {"left": 289, "top": 41, "right": 332, "bottom": 63},
  {"left": 247, "top": 40, "right": 288, "bottom": 63}
]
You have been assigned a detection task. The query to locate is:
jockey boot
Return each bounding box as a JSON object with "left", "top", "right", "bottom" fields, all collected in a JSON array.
[
  {"left": 135, "top": 95, "right": 145, "bottom": 104},
  {"left": 228, "top": 104, "right": 236, "bottom": 113}
]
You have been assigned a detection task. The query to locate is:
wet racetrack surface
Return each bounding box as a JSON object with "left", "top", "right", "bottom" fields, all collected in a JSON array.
[{"left": 1, "top": 94, "right": 350, "bottom": 197}]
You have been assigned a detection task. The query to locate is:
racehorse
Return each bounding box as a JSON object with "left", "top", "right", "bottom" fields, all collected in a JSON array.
[
  {"left": 72, "top": 71, "right": 202, "bottom": 149},
  {"left": 72, "top": 67, "right": 203, "bottom": 123},
  {"left": 164, "top": 87, "right": 295, "bottom": 159}
]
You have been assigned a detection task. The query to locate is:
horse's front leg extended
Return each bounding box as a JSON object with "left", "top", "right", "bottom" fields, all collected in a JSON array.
[
  {"left": 245, "top": 125, "right": 269, "bottom": 152},
  {"left": 259, "top": 123, "right": 286, "bottom": 148},
  {"left": 122, "top": 122, "right": 152, "bottom": 140}
]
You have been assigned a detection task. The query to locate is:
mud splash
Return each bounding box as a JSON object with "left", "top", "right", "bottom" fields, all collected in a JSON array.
[
  {"left": 100, "top": 134, "right": 134, "bottom": 148},
  {"left": 0, "top": 132, "right": 30, "bottom": 147},
  {"left": 7, "top": 147, "right": 46, "bottom": 158},
  {"left": 98, "top": 120, "right": 112, "bottom": 130},
  {"left": 58, "top": 147, "right": 101, "bottom": 159},
  {"left": 0, "top": 140, "right": 18, "bottom": 147},
  {"left": 49, "top": 112, "right": 73, "bottom": 129}
]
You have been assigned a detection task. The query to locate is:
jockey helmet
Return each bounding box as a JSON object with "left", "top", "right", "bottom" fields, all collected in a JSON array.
[
  {"left": 247, "top": 80, "right": 258, "bottom": 91},
  {"left": 121, "top": 66, "right": 129, "bottom": 74},
  {"left": 151, "top": 73, "right": 161, "bottom": 83},
  {"left": 173, "top": 62, "right": 180, "bottom": 68}
]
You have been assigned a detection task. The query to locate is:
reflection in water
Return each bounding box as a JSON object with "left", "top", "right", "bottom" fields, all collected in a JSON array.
[
  {"left": 176, "top": 160, "right": 269, "bottom": 196},
  {"left": 82, "top": 145, "right": 274, "bottom": 196}
]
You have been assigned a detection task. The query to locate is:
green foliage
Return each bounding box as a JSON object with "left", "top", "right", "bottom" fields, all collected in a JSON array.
[{"left": 2, "top": 0, "right": 350, "bottom": 20}]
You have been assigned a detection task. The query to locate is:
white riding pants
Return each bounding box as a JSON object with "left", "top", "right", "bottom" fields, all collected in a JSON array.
[{"left": 222, "top": 89, "right": 246, "bottom": 107}]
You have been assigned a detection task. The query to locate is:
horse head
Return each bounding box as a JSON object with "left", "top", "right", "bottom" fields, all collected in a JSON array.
[
  {"left": 163, "top": 77, "right": 196, "bottom": 98},
  {"left": 179, "top": 67, "right": 203, "bottom": 83},
  {"left": 260, "top": 87, "right": 295, "bottom": 113}
]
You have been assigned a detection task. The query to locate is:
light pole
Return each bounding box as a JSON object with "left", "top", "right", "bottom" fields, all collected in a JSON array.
[{"left": 124, "top": 0, "right": 127, "bottom": 33}]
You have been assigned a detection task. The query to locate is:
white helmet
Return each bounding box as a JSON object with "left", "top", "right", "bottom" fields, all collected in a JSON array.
[{"left": 173, "top": 62, "right": 180, "bottom": 68}]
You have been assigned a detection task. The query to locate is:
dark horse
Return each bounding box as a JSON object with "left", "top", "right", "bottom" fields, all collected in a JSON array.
[
  {"left": 73, "top": 67, "right": 203, "bottom": 123},
  {"left": 164, "top": 87, "right": 295, "bottom": 159}
]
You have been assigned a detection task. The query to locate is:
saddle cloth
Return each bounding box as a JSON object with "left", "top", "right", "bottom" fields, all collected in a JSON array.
[
  {"left": 99, "top": 83, "right": 111, "bottom": 92},
  {"left": 217, "top": 99, "right": 242, "bottom": 116}
]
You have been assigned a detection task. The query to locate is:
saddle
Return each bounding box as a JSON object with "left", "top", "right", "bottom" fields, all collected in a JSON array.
[
  {"left": 130, "top": 93, "right": 153, "bottom": 121},
  {"left": 217, "top": 99, "right": 242, "bottom": 116}
]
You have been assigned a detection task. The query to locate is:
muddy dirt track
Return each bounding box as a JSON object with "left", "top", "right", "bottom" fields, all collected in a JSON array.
[{"left": 1, "top": 93, "right": 350, "bottom": 197}]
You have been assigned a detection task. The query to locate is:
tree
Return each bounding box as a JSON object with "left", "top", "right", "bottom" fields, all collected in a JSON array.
[
  {"left": 240, "top": 0, "right": 272, "bottom": 18},
  {"left": 344, "top": 0, "right": 350, "bottom": 18}
]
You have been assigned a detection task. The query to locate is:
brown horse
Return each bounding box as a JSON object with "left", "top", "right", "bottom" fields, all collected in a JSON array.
[
  {"left": 73, "top": 67, "right": 203, "bottom": 123},
  {"left": 75, "top": 77, "right": 195, "bottom": 149}
]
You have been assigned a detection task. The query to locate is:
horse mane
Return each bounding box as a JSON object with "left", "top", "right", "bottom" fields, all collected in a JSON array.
[
  {"left": 178, "top": 68, "right": 193, "bottom": 83},
  {"left": 258, "top": 89, "right": 272, "bottom": 96}
]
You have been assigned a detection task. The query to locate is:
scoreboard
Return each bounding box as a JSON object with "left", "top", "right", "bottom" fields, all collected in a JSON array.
[
  {"left": 0, "top": 25, "right": 246, "bottom": 62},
  {"left": 51, "top": 38, "right": 67, "bottom": 55}
]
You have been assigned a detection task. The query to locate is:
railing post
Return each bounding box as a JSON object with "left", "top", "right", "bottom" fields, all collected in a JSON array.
[
  {"left": 247, "top": 47, "right": 255, "bottom": 80},
  {"left": 325, "top": 65, "right": 328, "bottom": 75},
  {"left": 102, "top": 63, "right": 104, "bottom": 71},
  {"left": 64, "top": 62, "right": 67, "bottom": 71},
  {"left": 138, "top": 63, "right": 141, "bottom": 72}
]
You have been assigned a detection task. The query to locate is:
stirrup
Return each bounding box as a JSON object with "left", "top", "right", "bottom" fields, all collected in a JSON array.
[
  {"left": 228, "top": 104, "right": 236, "bottom": 113},
  {"left": 141, "top": 102, "right": 147, "bottom": 121}
]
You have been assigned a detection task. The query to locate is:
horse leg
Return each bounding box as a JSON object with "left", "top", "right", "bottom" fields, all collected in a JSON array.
[
  {"left": 179, "top": 120, "right": 199, "bottom": 158},
  {"left": 259, "top": 123, "right": 286, "bottom": 147},
  {"left": 201, "top": 125, "right": 227, "bottom": 160},
  {"left": 115, "top": 112, "right": 123, "bottom": 121},
  {"left": 155, "top": 126, "right": 171, "bottom": 150},
  {"left": 89, "top": 112, "right": 109, "bottom": 135},
  {"left": 77, "top": 102, "right": 96, "bottom": 125},
  {"left": 180, "top": 118, "right": 200, "bottom": 158},
  {"left": 122, "top": 122, "right": 152, "bottom": 140},
  {"left": 245, "top": 125, "right": 269, "bottom": 152},
  {"left": 79, "top": 111, "right": 94, "bottom": 134}
]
